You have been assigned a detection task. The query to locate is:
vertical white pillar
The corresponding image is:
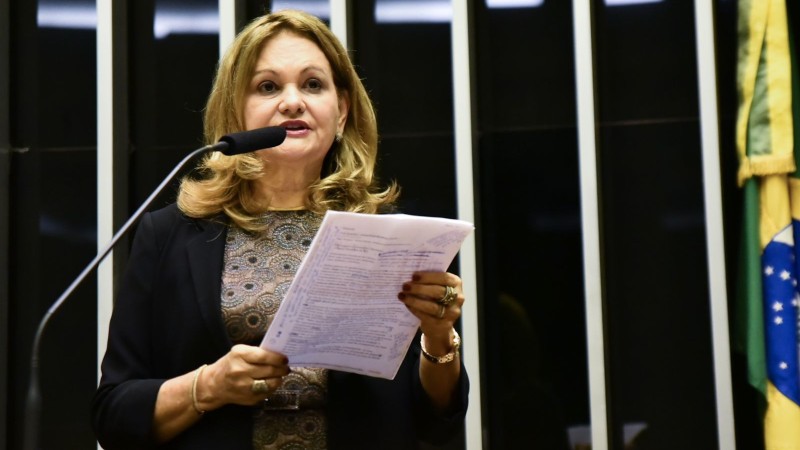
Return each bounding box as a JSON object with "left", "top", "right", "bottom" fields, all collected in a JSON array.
[
  {"left": 219, "top": 0, "right": 236, "bottom": 57},
  {"left": 330, "top": 0, "right": 348, "bottom": 50},
  {"left": 451, "top": 1, "right": 483, "bottom": 448},
  {"left": 694, "top": 1, "right": 736, "bottom": 448},
  {"left": 96, "top": 1, "right": 113, "bottom": 449},
  {"left": 572, "top": 1, "right": 608, "bottom": 449}
]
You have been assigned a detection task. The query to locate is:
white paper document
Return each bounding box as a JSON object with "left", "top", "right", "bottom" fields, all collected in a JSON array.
[{"left": 260, "top": 210, "right": 474, "bottom": 379}]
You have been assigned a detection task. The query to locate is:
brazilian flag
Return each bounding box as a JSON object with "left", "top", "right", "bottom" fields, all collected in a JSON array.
[{"left": 735, "top": 0, "right": 800, "bottom": 449}]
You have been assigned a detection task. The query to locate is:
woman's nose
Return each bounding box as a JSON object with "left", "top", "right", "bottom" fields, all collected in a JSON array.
[{"left": 279, "top": 86, "right": 305, "bottom": 115}]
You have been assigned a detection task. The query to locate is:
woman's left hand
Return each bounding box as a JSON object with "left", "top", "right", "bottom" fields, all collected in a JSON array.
[
  {"left": 399, "top": 271, "right": 463, "bottom": 410},
  {"left": 398, "top": 271, "right": 463, "bottom": 342}
]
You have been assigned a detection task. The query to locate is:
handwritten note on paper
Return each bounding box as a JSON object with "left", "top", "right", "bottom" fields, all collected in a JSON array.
[{"left": 260, "top": 211, "right": 474, "bottom": 379}]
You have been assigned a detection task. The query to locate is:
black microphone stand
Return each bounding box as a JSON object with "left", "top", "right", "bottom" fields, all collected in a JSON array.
[{"left": 23, "top": 140, "right": 227, "bottom": 450}]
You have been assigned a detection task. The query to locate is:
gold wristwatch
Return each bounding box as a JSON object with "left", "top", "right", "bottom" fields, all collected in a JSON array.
[{"left": 420, "top": 329, "right": 461, "bottom": 364}]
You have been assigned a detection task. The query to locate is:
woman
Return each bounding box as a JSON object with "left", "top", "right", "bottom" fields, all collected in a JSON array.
[{"left": 92, "top": 9, "right": 469, "bottom": 450}]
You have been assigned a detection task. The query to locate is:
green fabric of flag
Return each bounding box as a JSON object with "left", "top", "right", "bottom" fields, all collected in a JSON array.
[{"left": 735, "top": 1, "right": 800, "bottom": 448}]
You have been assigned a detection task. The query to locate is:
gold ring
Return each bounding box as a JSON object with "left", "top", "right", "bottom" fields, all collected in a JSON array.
[
  {"left": 251, "top": 379, "right": 270, "bottom": 394},
  {"left": 438, "top": 285, "right": 457, "bottom": 306},
  {"left": 436, "top": 304, "right": 446, "bottom": 319}
]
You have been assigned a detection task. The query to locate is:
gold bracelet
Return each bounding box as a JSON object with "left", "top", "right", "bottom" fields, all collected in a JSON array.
[
  {"left": 191, "top": 364, "right": 208, "bottom": 415},
  {"left": 420, "top": 329, "right": 461, "bottom": 364}
]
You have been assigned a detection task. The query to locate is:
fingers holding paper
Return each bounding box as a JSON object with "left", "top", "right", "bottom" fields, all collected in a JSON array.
[
  {"left": 199, "top": 344, "right": 290, "bottom": 408},
  {"left": 398, "top": 271, "right": 464, "bottom": 335},
  {"left": 399, "top": 271, "right": 463, "bottom": 411}
]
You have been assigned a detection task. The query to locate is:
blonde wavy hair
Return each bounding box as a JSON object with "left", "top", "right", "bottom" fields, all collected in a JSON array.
[{"left": 178, "top": 9, "right": 398, "bottom": 231}]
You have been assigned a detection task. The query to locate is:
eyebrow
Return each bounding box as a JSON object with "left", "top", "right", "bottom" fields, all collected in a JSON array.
[{"left": 252, "top": 65, "right": 329, "bottom": 77}]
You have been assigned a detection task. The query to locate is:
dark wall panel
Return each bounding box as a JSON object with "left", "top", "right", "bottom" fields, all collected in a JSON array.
[
  {"left": 129, "top": 0, "right": 218, "bottom": 212},
  {"left": 9, "top": 147, "right": 99, "bottom": 450},
  {"left": 7, "top": 0, "right": 99, "bottom": 446},
  {"left": 0, "top": 0, "right": 9, "bottom": 443},
  {"left": 594, "top": 1, "right": 724, "bottom": 449},
  {"left": 0, "top": 1, "right": 757, "bottom": 449},
  {"left": 352, "top": 1, "right": 457, "bottom": 221},
  {"left": 473, "top": 1, "right": 584, "bottom": 449}
]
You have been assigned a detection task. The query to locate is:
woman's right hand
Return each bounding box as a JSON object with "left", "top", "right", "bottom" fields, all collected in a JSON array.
[
  {"left": 152, "top": 345, "right": 289, "bottom": 443},
  {"left": 198, "top": 344, "right": 290, "bottom": 409}
]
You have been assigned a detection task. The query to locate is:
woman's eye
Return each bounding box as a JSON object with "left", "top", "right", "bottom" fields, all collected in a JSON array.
[
  {"left": 257, "top": 81, "right": 277, "bottom": 94},
  {"left": 306, "top": 79, "right": 322, "bottom": 91}
]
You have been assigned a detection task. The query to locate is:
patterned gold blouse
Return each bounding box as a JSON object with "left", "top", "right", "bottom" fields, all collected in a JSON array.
[{"left": 220, "top": 210, "right": 328, "bottom": 450}]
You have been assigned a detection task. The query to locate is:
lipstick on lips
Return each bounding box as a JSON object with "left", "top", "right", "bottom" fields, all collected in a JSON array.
[{"left": 280, "top": 120, "right": 310, "bottom": 138}]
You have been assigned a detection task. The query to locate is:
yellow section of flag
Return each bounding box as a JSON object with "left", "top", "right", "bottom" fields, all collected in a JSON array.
[
  {"left": 736, "top": 0, "right": 794, "bottom": 185},
  {"left": 765, "top": 383, "right": 800, "bottom": 450}
]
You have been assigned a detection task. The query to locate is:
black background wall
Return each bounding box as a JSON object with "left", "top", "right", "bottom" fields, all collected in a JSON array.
[
  {"left": 1, "top": 0, "right": 11, "bottom": 445},
  {"left": 0, "top": 1, "right": 777, "bottom": 449}
]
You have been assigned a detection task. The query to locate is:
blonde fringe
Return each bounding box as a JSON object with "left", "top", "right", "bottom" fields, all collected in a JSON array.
[{"left": 737, "top": 153, "right": 796, "bottom": 186}]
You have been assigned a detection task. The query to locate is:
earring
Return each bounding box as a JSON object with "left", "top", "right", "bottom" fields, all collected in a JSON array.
[{"left": 335, "top": 132, "right": 343, "bottom": 143}]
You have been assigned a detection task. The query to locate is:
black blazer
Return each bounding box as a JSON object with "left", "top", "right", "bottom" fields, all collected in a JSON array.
[{"left": 92, "top": 204, "right": 469, "bottom": 450}]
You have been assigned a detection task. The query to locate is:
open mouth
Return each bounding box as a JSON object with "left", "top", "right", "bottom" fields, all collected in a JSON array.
[{"left": 281, "top": 121, "right": 310, "bottom": 132}]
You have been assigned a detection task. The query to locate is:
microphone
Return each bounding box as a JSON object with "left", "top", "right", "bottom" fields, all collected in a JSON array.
[
  {"left": 218, "top": 126, "right": 287, "bottom": 155},
  {"left": 23, "top": 126, "right": 286, "bottom": 450}
]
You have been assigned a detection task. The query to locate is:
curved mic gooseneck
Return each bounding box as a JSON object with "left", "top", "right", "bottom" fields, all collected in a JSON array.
[{"left": 23, "top": 126, "right": 286, "bottom": 450}]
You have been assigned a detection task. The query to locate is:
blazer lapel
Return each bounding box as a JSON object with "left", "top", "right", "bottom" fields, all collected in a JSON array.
[{"left": 186, "top": 217, "right": 232, "bottom": 351}]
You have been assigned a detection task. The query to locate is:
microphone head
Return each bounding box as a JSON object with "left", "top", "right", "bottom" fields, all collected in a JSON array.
[{"left": 218, "top": 126, "right": 287, "bottom": 155}]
